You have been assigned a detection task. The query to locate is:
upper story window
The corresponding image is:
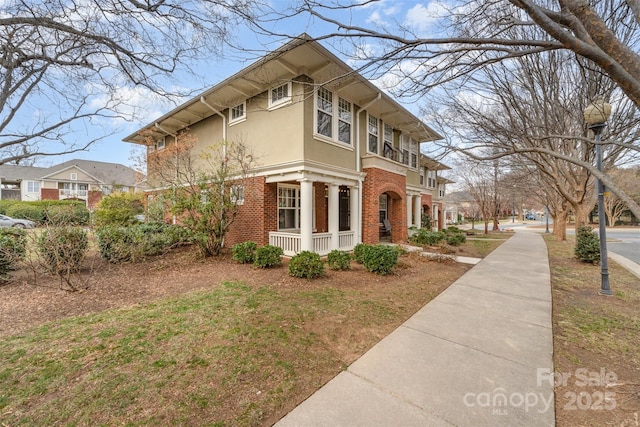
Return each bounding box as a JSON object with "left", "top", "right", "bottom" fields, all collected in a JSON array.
[
  {"left": 316, "top": 87, "right": 333, "bottom": 138},
  {"left": 439, "top": 184, "right": 446, "bottom": 198},
  {"left": 269, "top": 82, "right": 292, "bottom": 109},
  {"left": 420, "top": 168, "right": 425, "bottom": 186},
  {"left": 368, "top": 114, "right": 379, "bottom": 154},
  {"left": 70, "top": 172, "right": 77, "bottom": 181},
  {"left": 157, "top": 137, "right": 166, "bottom": 150},
  {"left": 427, "top": 170, "right": 437, "bottom": 188},
  {"left": 230, "top": 101, "right": 246, "bottom": 124},
  {"left": 315, "top": 87, "right": 352, "bottom": 145}
]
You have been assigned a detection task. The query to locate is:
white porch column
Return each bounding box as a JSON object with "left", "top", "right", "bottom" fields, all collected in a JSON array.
[
  {"left": 407, "top": 195, "right": 413, "bottom": 228},
  {"left": 328, "top": 184, "right": 339, "bottom": 250},
  {"left": 414, "top": 195, "right": 422, "bottom": 229},
  {"left": 300, "top": 179, "right": 314, "bottom": 252},
  {"left": 350, "top": 185, "right": 360, "bottom": 243}
]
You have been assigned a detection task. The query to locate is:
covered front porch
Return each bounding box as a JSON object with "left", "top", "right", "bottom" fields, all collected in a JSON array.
[{"left": 265, "top": 166, "right": 361, "bottom": 256}]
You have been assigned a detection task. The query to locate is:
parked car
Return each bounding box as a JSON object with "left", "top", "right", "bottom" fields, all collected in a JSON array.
[
  {"left": 525, "top": 214, "right": 536, "bottom": 220},
  {"left": 0, "top": 214, "right": 36, "bottom": 229}
]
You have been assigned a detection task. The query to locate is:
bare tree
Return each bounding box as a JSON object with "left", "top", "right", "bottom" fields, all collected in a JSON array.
[
  {"left": 146, "top": 130, "right": 256, "bottom": 257},
  {"left": 455, "top": 157, "right": 501, "bottom": 234},
  {"left": 0, "top": 0, "right": 259, "bottom": 165},
  {"left": 603, "top": 166, "right": 640, "bottom": 226},
  {"left": 256, "top": 0, "right": 640, "bottom": 107}
]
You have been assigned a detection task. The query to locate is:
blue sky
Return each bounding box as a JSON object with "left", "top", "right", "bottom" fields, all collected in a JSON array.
[{"left": 38, "top": 1, "right": 446, "bottom": 169}]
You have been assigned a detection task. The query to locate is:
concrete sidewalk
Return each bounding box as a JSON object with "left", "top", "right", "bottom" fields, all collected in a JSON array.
[{"left": 276, "top": 230, "right": 555, "bottom": 427}]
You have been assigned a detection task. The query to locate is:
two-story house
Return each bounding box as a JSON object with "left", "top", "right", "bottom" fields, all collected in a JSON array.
[
  {"left": 0, "top": 159, "right": 143, "bottom": 208},
  {"left": 124, "top": 35, "right": 450, "bottom": 255}
]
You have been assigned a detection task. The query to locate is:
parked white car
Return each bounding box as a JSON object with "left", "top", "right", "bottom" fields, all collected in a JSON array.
[{"left": 0, "top": 214, "right": 36, "bottom": 229}]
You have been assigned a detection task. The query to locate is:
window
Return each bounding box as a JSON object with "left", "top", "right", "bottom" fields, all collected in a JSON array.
[
  {"left": 230, "top": 185, "right": 244, "bottom": 205},
  {"left": 379, "top": 193, "right": 388, "bottom": 223},
  {"left": 411, "top": 153, "right": 417, "bottom": 169},
  {"left": 316, "top": 87, "right": 332, "bottom": 138},
  {"left": 315, "top": 88, "right": 352, "bottom": 145},
  {"left": 410, "top": 137, "right": 418, "bottom": 169},
  {"left": 27, "top": 181, "right": 40, "bottom": 193},
  {"left": 70, "top": 173, "right": 77, "bottom": 181},
  {"left": 420, "top": 168, "right": 425, "bottom": 186},
  {"left": 278, "top": 185, "right": 299, "bottom": 230},
  {"left": 337, "top": 97, "right": 352, "bottom": 144},
  {"left": 384, "top": 124, "right": 393, "bottom": 146},
  {"left": 157, "top": 137, "right": 166, "bottom": 150},
  {"left": 427, "top": 170, "right": 436, "bottom": 188},
  {"left": 439, "top": 184, "right": 446, "bottom": 198},
  {"left": 368, "top": 114, "right": 379, "bottom": 154},
  {"left": 269, "top": 82, "right": 291, "bottom": 109},
  {"left": 230, "top": 102, "right": 246, "bottom": 124}
]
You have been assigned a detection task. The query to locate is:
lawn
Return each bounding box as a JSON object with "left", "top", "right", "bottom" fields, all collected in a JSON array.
[
  {"left": 546, "top": 234, "right": 640, "bottom": 427},
  {"left": 0, "top": 238, "right": 498, "bottom": 426}
]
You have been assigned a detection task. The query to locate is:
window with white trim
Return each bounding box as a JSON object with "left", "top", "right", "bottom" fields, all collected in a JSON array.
[
  {"left": 427, "top": 170, "right": 437, "bottom": 188},
  {"left": 439, "top": 184, "right": 446, "bottom": 198},
  {"left": 230, "top": 102, "right": 246, "bottom": 124},
  {"left": 315, "top": 88, "right": 352, "bottom": 145},
  {"left": 420, "top": 168, "right": 425, "bottom": 186},
  {"left": 278, "top": 185, "right": 299, "bottom": 230},
  {"left": 368, "top": 114, "right": 379, "bottom": 154},
  {"left": 316, "top": 87, "right": 333, "bottom": 138},
  {"left": 379, "top": 193, "right": 388, "bottom": 223},
  {"left": 269, "top": 82, "right": 291, "bottom": 109},
  {"left": 410, "top": 137, "right": 418, "bottom": 169},
  {"left": 157, "top": 137, "right": 166, "bottom": 150},
  {"left": 70, "top": 173, "right": 77, "bottom": 181},
  {"left": 230, "top": 185, "right": 244, "bottom": 205},
  {"left": 400, "top": 135, "right": 409, "bottom": 165},
  {"left": 27, "top": 181, "right": 40, "bottom": 193}
]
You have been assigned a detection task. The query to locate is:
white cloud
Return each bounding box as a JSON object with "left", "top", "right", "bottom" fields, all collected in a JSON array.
[{"left": 405, "top": 2, "right": 449, "bottom": 34}]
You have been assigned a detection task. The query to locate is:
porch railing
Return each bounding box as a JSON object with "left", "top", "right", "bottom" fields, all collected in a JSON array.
[
  {"left": 269, "top": 230, "right": 356, "bottom": 256},
  {"left": 59, "top": 189, "right": 88, "bottom": 199}
]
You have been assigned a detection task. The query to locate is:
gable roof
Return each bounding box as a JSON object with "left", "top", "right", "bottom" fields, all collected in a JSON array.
[
  {"left": 44, "top": 159, "right": 139, "bottom": 187},
  {"left": 0, "top": 165, "right": 49, "bottom": 182},
  {"left": 124, "top": 34, "right": 443, "bottom": 145}
]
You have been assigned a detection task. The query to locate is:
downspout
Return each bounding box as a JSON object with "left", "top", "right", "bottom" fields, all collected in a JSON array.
[
  {"left": 355, "top": 93, "right": 381, "bottom": 244},
  {"left": 200, "top": 97, "right": 227, "bottom": 158},
  {"left": 155, "top": 123, "right": 178, "bottom": 224},
  {"left": 200, "top": 97, "right": 229, "bottom": 248}
]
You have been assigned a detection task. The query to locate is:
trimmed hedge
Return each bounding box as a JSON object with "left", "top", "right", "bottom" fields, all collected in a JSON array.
[
  {"left": 409, "top": 229, "right": 444, "bottom": 246},
  {"left": 353, "top": 243, "right": 368, "bottom": 264},
  {"left": 288, "top": 250, "right": 324, "bottom": 278},
  {"left": 0, "top": 200, "right": 89, "bottom": 225},
  {"left": 94, "top": 192, "right": 145, "bottom": 226},
  {"left": 0, "top": 228, "right": 26, "bottom": 277},
  {"left": 95, "top": 222, "right": 190, "bottom": 263},
  {"left": 254, "top": 245, "right": 283, "bottom": 268},
  {"left": 232, "top": 241, "right": 257, "bottom": 264},
  {"left": 327, "top": 250, "right": 351, "bottom": 270}
]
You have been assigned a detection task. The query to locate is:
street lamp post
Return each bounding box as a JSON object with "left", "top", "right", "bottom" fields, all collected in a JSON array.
[{"left": 584, "top": 97, "right": 612, "bottom": 296}]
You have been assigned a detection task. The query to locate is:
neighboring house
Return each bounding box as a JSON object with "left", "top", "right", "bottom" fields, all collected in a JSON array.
[
  {"left": 0, "top": 159, "right": 143, "bottom": 209},
  {"left": 443, "top": 191, "right": 477, "bottom": 225},
  {"left": 124, "top": 35, "right": 452, "bottom": 256}
]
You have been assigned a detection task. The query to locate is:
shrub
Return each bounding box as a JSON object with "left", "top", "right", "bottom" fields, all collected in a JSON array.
[
  {"left": 232, "top": 241, "right": 257, "bottom": 264},
  {"left": 409, "top": 229, "right": 444, "bottom": 246},
  {"left": 444, "top": 230, "right": 466, "bottom": 246},
  {"left": 5, "top": 203, "right": 46, "bottom": 224},
  {"left": 96, "top": 223, "right": 189, "bottom": 263},
  {"left": 254, "top": 245, "right": 283, "bottom": 268},
  {"left": 327, "top": 250, "right": 351, "bottom": 270},
  {"left": 45, "top": 203, "right": 90, "bottom": 226},
  {"left": 94, "top": 192, "right": 145, "bottom": 226},
  {"left": 38, "top": 226, "right": 88, "bottom": 275},
  {"left": 353, "top": 243, "right": 369, "bottom": 264},
  {"left": 288, "top": 250, "right": 324, "bottom": 278},
  {"left": 575, "top": 226, "right": 600, "bottom": 264},
  {"left": 0, "top": 228, "right": 26, "bottom": 277},
  {"left": 362, "top": 245, "right": 399, "bottom": 275}
]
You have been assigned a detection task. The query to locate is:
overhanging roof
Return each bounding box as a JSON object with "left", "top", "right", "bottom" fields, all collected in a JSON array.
[
  {"left": 420, "top": 155, "right": 451, "bottom": 171},
  {"left": 124, "top": 34, "right": 443, "bottom": 145}
]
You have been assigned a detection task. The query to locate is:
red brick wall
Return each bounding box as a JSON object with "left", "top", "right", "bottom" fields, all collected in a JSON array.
[
  {"left": 361, "top": 167, "right": 407, "bottom": 244},
  {"left": 88, "top": 191, "right": 102, "bottom": 209},
  {"left": 225, "top": 176, "right": 268, "bottom": 247},
  {"left": 41, "top": 188, "right": 59, "bottom": 201}
]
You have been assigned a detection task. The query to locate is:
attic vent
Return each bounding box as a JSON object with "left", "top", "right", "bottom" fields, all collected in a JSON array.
[{"left": 70, "top": 173, "right": 78, "bottom": 181}]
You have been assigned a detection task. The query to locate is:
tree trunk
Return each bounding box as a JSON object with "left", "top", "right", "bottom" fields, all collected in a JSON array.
[{"left": 554, "top": 209, "right": 569, "bottom": 241}]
